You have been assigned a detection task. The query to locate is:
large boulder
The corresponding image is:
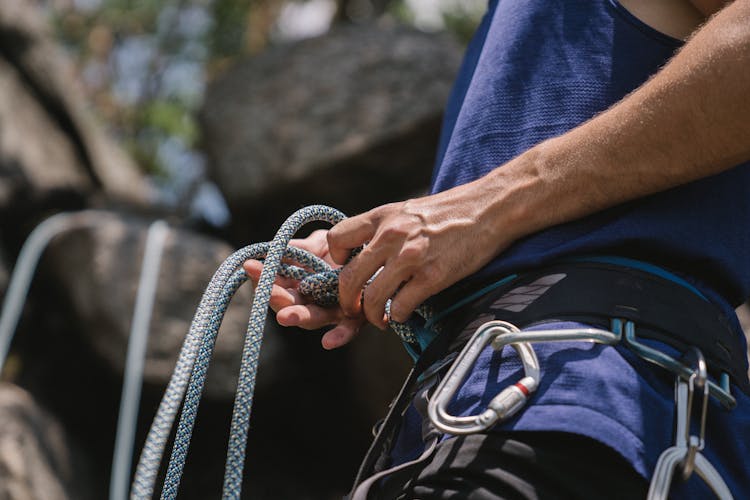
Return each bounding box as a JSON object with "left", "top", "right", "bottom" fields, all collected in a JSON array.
[
  {"left": 42, "top": 210, "right": 284, "bottom": 399},
  {"left": 201, "top": 23, "right": 463, "bottom": 239},
  {"left": 0, "top": 0, "right": 151, "bottom": 216},
  {"left": 0, "top": 383, "right": 83, "bottom": 500}
]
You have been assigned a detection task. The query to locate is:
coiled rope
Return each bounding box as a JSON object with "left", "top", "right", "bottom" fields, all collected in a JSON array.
[{"left": 132, "top": 205, "right": 428, "bottom": 499}]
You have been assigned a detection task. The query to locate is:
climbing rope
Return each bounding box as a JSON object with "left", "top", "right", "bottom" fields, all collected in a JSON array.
[{"left": 132, "top": 205, "right": 428, "bottom": 499}]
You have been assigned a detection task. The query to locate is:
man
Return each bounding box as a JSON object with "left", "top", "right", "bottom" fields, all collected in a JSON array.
[{"left": 246, "top": 0, "right": 750, "bottom": 497}]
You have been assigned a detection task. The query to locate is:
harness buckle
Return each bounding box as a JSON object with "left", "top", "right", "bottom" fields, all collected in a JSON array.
[{"left": 619, "top": 320, "right": 735, "bottom": 409}]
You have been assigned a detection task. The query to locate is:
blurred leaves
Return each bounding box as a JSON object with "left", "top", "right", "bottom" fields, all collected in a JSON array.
[
  {"left": 44, "top": 0, "right": 481, "bottom": 198},
  {"left": 143, "top": 100, "right": 198, "bottom": 144},
  {"left": 211, "top": 0, "right": 252, "bottom": 57}
]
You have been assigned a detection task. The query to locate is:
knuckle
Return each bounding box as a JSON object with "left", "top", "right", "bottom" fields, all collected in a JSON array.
[
  {"left": 418, "top": 263, "right": 443, "bottom": 285},
  {"left": 326, "top": 227, "right": 341, "bottom": 248},
  {"left": 371, "top": 202, "right": 397, "bottom": 221},
  {"left": 378, "top": 224, "right": 405, "bottom": 241},
  {"left": 399, "top": 238, "right": 428, "bottom": 262}
]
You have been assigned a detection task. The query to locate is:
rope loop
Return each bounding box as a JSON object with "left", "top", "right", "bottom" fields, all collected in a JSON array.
[{"left": 133, "top": 205, "right": 430, "bottom": 500}]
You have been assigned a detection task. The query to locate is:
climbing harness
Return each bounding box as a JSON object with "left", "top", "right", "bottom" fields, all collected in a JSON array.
[
  {"left": 2, "top": 208, "right": 741, "bottom": 499},
  {"left": 132, "top": 205, "right": 429, "bottom": 499},
  {"left": 427, "top": 317, "right": 736, "bottom": 498},
  {"left": 0, "top": 211, "right": 169, "bottom": 500}
]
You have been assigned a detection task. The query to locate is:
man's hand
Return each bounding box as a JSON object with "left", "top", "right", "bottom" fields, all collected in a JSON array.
[
  {"left": 243, "top": 229, "right": 366, "bottom": 349},
  {"left": 327, "top": 0, "right": 750, "bottom": 328},
  {"left": 247, "top": 0, "right": 750, "bottom": 348},
  {"left": 327, "top": 183, "right": 518, "bottom": 329}
]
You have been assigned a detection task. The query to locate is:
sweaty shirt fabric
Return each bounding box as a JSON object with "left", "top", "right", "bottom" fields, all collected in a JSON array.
[{"left": 392, "top": 1, "right": 750, "bottom": 497}]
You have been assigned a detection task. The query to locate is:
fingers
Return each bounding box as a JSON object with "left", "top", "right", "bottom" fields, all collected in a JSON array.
[
  {"left": 274, "top": 302, "right": 339, "bottom": 327},
  {"left": 388, "top": 277, "right": 433, "bottom": 323},
  {"left": 243, "top": 259, "right": 298, "bottom": 290},
  {"left": 321, "top": 316, "right": 366, "bottom": 350},
  {"left": 361, "top": 260, "right": 406, "bottom": 329},
  {"left": 289, "top": 229, "right": 330, "bottom": 258},
  {"left": 244, "top": 260, "right": 306, "bottom": 313},
  {"left": 243, "top": 251, "right": 365, "bottom": 349},
  {"left": 327, "top": 212, "right": 379, "bottom": 264},
  {"left": 339, "top": 246, "right": 392, "bottom": 317}
]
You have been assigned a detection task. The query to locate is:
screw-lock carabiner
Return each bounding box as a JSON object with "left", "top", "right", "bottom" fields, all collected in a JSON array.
[
  {"left": 427, "top": 321, "right": 539, "bottom": 435},
  {"left": 427, "top": 320, "right": 622, "bottom": 435}
]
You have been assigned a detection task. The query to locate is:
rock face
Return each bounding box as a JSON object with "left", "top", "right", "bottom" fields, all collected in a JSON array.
[
  {"left": 43, "top": 211, "right": 283, "bottom": 399},
  {"left": 0, "top": 6, "right": 464, "bottom": 498},
  {"left": 0, "top": 0, "right": 151, "bottom": 215},
  {"left": 0, "top": 383, "right": 78, "bottom": 500},
  {"left": 201, "top": 24, "right": 463, "bottom": 238}
]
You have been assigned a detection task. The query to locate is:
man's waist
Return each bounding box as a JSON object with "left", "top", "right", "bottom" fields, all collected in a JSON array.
[{"left": 427, "top": 258, "right": 749, "bottom": 393}]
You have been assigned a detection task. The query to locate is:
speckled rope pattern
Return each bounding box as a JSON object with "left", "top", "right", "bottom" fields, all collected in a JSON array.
[{"left": 133, "top": 205, "right": 428, "bottom": 499}]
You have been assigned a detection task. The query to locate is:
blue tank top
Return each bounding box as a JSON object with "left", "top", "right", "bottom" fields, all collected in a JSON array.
[
  {"left": 394, "top": 2, "right": 750, "bottom": 496},
  {"left": 431, "top": 0, "right": 750, "bottom": 308}
]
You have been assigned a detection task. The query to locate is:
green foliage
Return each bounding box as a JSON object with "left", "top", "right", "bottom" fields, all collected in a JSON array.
[
  {"left": 210, "top": 0, "right": 252, "bottom": 59},
  {"left": 142, "top": 100, "right": 199, "bottom": 144},
  {"left": 47, "top": 0, "right": 482, "bottom": 187},
  {"left": 441, "top": 9, "right": 481, "bottom": 45},
  {"left": 48, "top": 0, "right": 230, "bottom": 180}
]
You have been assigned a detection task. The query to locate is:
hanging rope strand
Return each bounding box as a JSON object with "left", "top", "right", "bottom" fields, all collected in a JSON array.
[
  {"left": 135, "top": 205, "right": 428, "bottom": 499},
  {"left": 221, "top": 206, "right": 346, "bottom": 499}
]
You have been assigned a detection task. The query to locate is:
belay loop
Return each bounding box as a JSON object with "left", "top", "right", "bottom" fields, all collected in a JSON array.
[{"left": 132, "top": 205, "right": 429, "bottom": 499}]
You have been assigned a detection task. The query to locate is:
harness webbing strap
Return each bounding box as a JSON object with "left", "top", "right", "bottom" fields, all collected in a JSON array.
[
  {"left": 348, "top": 260, "right": 747, "bottom": 496},
  {"left": 436, "top": 262, "right": 749, "bottom": 391}
]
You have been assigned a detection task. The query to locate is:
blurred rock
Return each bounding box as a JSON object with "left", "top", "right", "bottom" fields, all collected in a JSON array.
[
  {"left": 0, "top": 246, "right": 8, "bottom": 296},
  {"left": 44, "top": 211, "right": 284, "bottom": 399},
  {"left": 0, "top": 0, "right": 152, "bottom": 214},
  {"left": 201, "top": 23, "right": 462, "bottom": 239},
  {"left": 0, "top": 383, "right": 76, "bottom": 500},
  {"left": 0, "top": 55, "right": 91, "bottom": 210},
  {"left": 348, "top": 325, "right": 411, "bottom": 421}
]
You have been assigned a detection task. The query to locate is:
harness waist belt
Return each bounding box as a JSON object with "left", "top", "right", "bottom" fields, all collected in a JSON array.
[{"left": 436, "top": 261, "right": 750, "bottom": 393}]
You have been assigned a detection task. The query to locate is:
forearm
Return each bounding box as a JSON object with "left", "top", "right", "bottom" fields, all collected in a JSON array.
[
  {"left": 481, "top": 0, "right": 750, "bottom": 245},
  {"left": 325, "top": 0, "right": 750, "bottom": 328}
]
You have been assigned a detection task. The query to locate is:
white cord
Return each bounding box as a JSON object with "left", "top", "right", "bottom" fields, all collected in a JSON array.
[
  {"left": 110, "top": 220, "right": 169, "bottom": 500},
  {"left": 0, "top": 211, "right": 102, "bottom": 371}
]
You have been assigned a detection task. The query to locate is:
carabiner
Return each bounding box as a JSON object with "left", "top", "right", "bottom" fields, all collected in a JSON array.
[
  {"left": 428, "top": 320, "right": 621, "bottom": 436},
  {"left": 647, "top": 348, "right": 733, "bottom": 500},
  {"left": 428, "top": 321, "right": 539, "bottom": 435}
]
